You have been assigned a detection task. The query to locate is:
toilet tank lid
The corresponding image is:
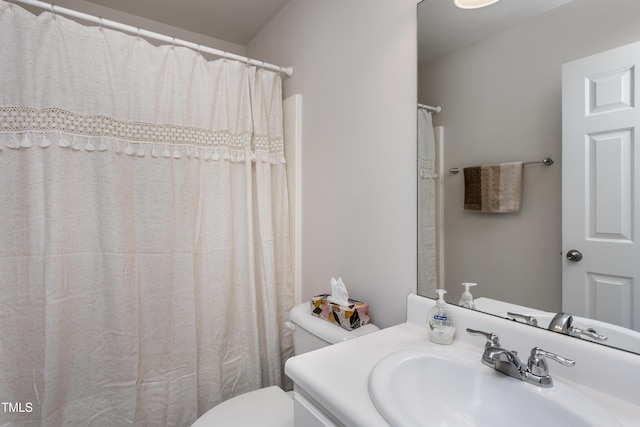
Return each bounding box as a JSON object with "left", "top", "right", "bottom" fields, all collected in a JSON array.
[{"left": 289, "top": 302, "right": 379, "bottom": 344}]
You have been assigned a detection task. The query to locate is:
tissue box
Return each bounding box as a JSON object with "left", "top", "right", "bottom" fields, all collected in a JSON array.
[{"left": 310, "top": 294, "right": 370, "bottom": 331}]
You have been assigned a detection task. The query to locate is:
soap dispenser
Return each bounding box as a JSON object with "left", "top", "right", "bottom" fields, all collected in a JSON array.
[
  {"left": 427, "top": 289, "right": 455, "bottom": 345},
  {"left": 458, "top": 282, "right": 477, "bottom": 309}
]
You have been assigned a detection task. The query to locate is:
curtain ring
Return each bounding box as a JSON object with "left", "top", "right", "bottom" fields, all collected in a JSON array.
[
  {"left": 50, "top": 3, "right": 56, "bottom": 20},
  {"left": 99, "top": 17, "right": 104, "bottom": 32},
  {"left": 171, "top": 37, "right": 176, "bottom": 49},
  {"left": 136, "top": 27, "right": 141, "bottom": 41}
]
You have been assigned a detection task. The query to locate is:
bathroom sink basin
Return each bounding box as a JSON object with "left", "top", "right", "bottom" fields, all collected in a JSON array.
[{"left": 368, "top": 348, "right": 622, "bottom": 427}]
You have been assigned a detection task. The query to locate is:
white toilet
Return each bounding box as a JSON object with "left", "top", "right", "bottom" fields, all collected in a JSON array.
[{"left": 191, "top": 301, "right": 379, "bottom": 426}]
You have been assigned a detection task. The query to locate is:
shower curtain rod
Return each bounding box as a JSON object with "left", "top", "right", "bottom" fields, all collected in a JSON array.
[
  {"left": 418, "top": 103, "right": 441, "bottom": 113},
  {"left": 9, "top": 0, "right": 294, "bottom": 78}
]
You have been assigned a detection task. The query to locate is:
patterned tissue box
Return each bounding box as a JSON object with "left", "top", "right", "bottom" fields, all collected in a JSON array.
[{"left": 310, "top": 294, "right": 370, "bottom": 331}]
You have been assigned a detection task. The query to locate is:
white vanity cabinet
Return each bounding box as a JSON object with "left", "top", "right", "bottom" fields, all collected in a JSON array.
[{"left": 293, "top": 390, "right": 342, "bottom": 427}]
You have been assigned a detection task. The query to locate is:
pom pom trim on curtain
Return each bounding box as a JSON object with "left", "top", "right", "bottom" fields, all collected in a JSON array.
[
  {"left": 0, "top": 106, "right": 286, "bottom": 163},
  {"left": 0, "top": 1, "right": 287, "bottom": 165}
]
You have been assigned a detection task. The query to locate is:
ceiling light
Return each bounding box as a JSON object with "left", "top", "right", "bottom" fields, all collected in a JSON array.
[{"left": 454, "top": 0, "right": 501, "bottom": 9}]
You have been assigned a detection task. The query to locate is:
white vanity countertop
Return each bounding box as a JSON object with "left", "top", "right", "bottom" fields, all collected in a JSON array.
[
  {"left": 286, "top": 321, "right": 437, "bottom": 426},
  {"left": 285, "top": 294, "right": 640, "bottom": 427}
]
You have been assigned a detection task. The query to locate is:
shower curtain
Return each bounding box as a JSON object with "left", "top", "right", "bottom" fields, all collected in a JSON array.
[
  {"left": 0, "top": 2, "right": 293, "bottom": 425},
  {"left": 418, "top": 109, "right": 438, "bottom": 296}
]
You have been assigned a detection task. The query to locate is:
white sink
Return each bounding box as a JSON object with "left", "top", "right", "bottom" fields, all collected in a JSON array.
[{"left": 368, "top": 347, "right": 622, "bottom": 427}]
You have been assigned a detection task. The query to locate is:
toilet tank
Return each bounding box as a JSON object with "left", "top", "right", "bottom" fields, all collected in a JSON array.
[{"left": 288, "top": 302, "right": 379, "bottom": 355}]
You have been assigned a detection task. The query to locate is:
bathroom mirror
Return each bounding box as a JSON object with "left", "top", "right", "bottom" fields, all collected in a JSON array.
[{"left": 417, "top": 0, "right": 640, "bottom": 354}]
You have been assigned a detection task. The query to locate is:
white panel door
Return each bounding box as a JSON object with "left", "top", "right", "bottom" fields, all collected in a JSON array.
[{"left": 562, "top": 41, "right": 640, "bottom": 331}]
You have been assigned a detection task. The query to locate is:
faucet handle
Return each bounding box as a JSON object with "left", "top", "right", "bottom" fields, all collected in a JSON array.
[
  {"left": 527, "top": 347, "right": 575, "bottom": 377},
  {"left": 571, "top": 326, "right": 608, "bottom": 342},
  {"left": 466, "top": 328, "right": 501, "bottom": 347},
  {"left": 507, "top": 312, "right": 538, "bottom": 326}
]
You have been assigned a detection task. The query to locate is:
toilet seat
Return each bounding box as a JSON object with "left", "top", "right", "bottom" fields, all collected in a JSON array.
[{"left": 191, "top": 386, "right": 293, "bottom": 427}]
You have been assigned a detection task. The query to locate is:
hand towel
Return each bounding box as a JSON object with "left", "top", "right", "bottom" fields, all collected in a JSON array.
[{"left": 464, "top": 161, "right": 524, "bottom": 213}]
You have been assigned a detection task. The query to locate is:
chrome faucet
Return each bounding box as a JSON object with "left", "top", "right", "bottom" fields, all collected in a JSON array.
[
  {"left": 548, "top": 313, "right": 608, "bottom": 342},
  {"left": 467, "top": 328, "right": 575, "bottom": 387}
]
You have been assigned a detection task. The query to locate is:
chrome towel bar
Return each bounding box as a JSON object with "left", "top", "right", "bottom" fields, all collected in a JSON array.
[{"left": 449, "top": 157, "right": 554, "bottom": 174}]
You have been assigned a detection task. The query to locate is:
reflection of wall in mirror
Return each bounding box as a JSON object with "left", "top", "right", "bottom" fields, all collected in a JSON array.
[{"left": 418, "top": 0, "right": 640, "bottom": 314}]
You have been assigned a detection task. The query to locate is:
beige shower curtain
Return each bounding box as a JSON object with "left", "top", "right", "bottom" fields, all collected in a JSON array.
[
  {"left": 418, "top": 109, "right": 438, "bottom": 296},
  {"left": 0, "top": 2, "right": 293, "bottom": 425}
]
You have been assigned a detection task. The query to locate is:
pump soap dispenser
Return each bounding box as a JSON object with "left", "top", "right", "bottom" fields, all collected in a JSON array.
[
  {"left": 459, "top": 282, "right": 477, "bottom": 309},
  {"left": 427, "top": 289, "right": 455, "bottom": 345}
]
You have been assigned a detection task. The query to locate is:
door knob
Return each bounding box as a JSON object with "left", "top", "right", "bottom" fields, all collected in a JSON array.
[{"left": 566, "top": 250, "right": 583, "bottom": 262}]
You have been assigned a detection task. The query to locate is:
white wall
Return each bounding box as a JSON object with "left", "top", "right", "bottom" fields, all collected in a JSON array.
[
  {"left": 249, "top": 0, "right": 418, "bottom": 328},
  {"left": 418, "top": 0, "right": 640, "bottom": 311}
]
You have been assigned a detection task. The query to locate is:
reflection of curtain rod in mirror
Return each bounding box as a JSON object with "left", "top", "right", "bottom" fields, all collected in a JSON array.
[
  {"left": 449, "top": 157, "right": 554, "bottom": 174},
  {"left": 418, "top": 103, "right": 441, "bottom": 113}
]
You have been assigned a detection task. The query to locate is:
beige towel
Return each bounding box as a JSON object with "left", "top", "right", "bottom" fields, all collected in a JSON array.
[{"left": 464, "top": 162, "right": 524, "bottom": 213}]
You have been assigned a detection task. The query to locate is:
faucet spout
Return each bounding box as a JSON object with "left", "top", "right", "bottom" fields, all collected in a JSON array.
[
  {"left": 548, "top": 312, "right": 574, "bottom": 334},
  {"left": 485, "top": 347, "right": 526, "bottom": 380},
  {"left": 467, "top": 329, "right": 526, "bottom": 380}
]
